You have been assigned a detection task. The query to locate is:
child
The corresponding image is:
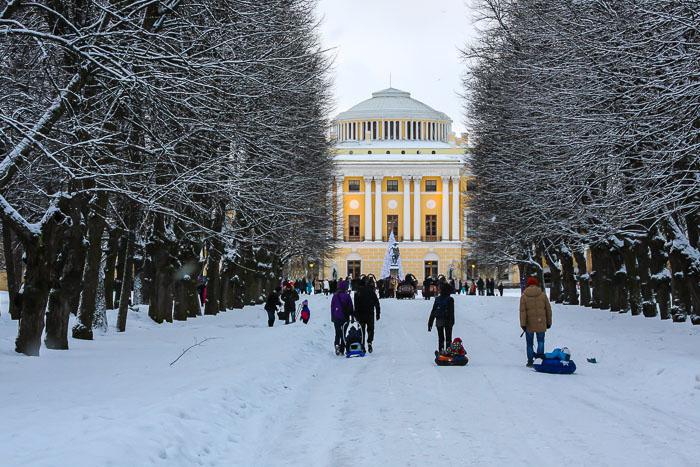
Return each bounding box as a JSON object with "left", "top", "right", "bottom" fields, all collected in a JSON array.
[
  {"left": 300, "top": 300, "right": 311, "bottom": 324},
  {"left": 446, "top": 337, "right": 466, "bottom": 357}
]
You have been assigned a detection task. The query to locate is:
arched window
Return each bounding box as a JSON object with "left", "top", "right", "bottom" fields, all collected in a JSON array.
[
  {"left": 368, "top": 150, "right": 372, "bottom": 154},
  {"left": 386, "top": 150, "right": 390, "bottom": 154}
]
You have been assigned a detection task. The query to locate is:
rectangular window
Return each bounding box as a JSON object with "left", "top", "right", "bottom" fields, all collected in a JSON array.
[
  {"left": 466, "top": 179, "right": 476, "bottom": 191},
  {"left": 425, "top": 215, "right": 437, "bottom": 241},
  {"left": 348, "top": 215, "right": 361, "bottom": 241},
  {"left": 373, "top": 121, "right": 377, "bottom": 139},
  {"left": 386, "top": 180, "right": 399, "bottom": 192},
  {"left": 425, "top": 179, "right": 437, "bottom": 192},
  {"left": 347, "top": 260, "right": 361, "bottom": 279},
  {"left": 425, "top": 260, "right": 438, "bottom": 278},
  {"left": 384, "top": 121, "right": 388, "bottom": 140},
  {"left": 348, "top": 180, "right": 360, "bottom": 192},
  {"left": 386, "top": 215, "right": 399, "bottom": 240}
]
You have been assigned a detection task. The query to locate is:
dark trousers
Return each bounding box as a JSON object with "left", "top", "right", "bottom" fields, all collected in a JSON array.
[
  {"left": 333, "top": 321, "right": 345, "bottom": 349},
  {"left": 267, "top": 310, "right": 275, "bottom": 327},
  {"left": 437, "top": 325, "right": 453, "bottom": 351},
  {"left": 360, "top": 319, "right": 374, "bottom": 347}
]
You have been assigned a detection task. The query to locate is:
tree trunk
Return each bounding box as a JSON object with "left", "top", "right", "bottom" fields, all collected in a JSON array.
[
  {"left": 543, "top": 244, "right": 562, "bottom": 304},
  {"left": 573, "top": 247, "right": 591, "bottom": 307},
  {"left": 148, "top": 215, "right": 175, "bottom": 323},
  {"left": 113, "top": 235, "right": 127, "bottom": 309},
  {"left": 663, "top": 217, "right": 700, "bottom": 322},
  {"left": 204, "top": 206, "right": 225, "bottom": 315},
  {"left": 608, "top": 237, "right": 628, "bottom": 313},
  {"left": 15, "top": 208, "right": 68, "bottom": 356},
  {"left": 635, "top": 234, "right": 656, "bottom": 317},
  {"left": 73, "top": 192, "right": 108, "bottom": 340},
  {"left": 2, "top": 217, "right": 23, "bottom": 319},
  {"left": 623, "top": 236, "right": 642, "bottom": 316},
  {"left": 649, "top": 227, "right": 671, "bottom": 319},
  {"left": 46, "top": 196, "right": 87, "bottom": 349},
  {"left": 116, "top": 230, "right": 135, "bottom": 332},
  {"left": 103, "top": 227, "right": 119, "bottom": 310},
  {"left": 558, "top": 244, "right": 578, "bottom": 305}
]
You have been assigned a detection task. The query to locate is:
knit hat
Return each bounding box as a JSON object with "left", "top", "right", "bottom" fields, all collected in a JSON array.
[{"left": 527, "top": 277, "right": 539, "bottom": 287}]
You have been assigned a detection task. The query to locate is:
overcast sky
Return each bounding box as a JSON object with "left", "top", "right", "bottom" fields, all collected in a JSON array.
[{"left": 315, "top": 0, "right": 478, "bottom": 134}]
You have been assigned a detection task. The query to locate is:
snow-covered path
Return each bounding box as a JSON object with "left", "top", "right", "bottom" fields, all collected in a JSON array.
[{"left": 1, "top": 293, "right": 699, "bottom": 466}]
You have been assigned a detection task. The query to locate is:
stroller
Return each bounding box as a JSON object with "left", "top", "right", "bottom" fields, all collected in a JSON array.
[{"left": 342, "top": 320, "right": 366, "bottom": 358}]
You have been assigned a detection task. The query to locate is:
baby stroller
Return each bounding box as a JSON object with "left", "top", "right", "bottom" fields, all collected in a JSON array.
[{"left": 342, "top": 319, "right": 366, "bottom": 358}]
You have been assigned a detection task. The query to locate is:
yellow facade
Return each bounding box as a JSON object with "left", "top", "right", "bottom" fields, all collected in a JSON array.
[{"left": 326, "top": 87, "right": 471, "bottom": 281}]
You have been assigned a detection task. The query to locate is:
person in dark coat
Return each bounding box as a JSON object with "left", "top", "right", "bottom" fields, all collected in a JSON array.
[
  {"left": 449, "top": 278, "right": 456, "bottom": 294},
  {"left": 353, "top": 277, "right": 381, "bottom": 353},
  {"left": 498, "top": 281, "right": 504, "bottom": 296},
  {"left": 330, "top": 280, "right": 354, "bottom": 354},
  {"left": 422, "top": 277, "right": 432, "bottom": 300},
  {"left": 477, "top": 277, "right": 485, "bottom": 296},
  {"left": 264, "top": 286, "right": 282, "bottom": 327},
  {"left": 281, "top": 282, "right": 299, "bottom": 324},
  {"left": 428, "top": 282, "right": 456, "bottom": 352}
]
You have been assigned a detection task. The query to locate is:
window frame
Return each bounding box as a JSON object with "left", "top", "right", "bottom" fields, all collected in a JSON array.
[
  {"left": 348, "top": 180, "right": 361, "bottom": 192},
  {"left": 386, "top": 179, "right": 399, "bottom": 192},
  {"left": 425, "top": 179, "right": 437, "bottom": 192}
]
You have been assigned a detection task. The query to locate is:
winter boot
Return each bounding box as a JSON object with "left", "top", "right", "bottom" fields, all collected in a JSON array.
[
  {"left": 368, "top": 342, "right": 373, "bottom": 353},
  {"left": 335, "top": 345, "right": 341, "bottom": 356},
  {"left": 526, "top": 360, "right": 534, "bottom": 368}
]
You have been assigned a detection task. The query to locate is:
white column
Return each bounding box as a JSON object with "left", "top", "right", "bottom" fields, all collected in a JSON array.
[
  {"left": 441, "top": 176, "right": 450, "bottom": 241},
  {"left": 451, "top": 177, "right": 460, "bottom": 241},
  {"left": 402, "top": 176, "right": 411, "bottom": 241},
  {"left": 336, "top": 177, "right": 344, "bottom": 241},
  {"left": 375, "top": 177, "right": 383, "bottom": 241},
  {"left": 364, "top": 176, "right": 373, "bottom": 241},
  {"left": 413, "top": 176, "right": 422, "bottom": 241}
]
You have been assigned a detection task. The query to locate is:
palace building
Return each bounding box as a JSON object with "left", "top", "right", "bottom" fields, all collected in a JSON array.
[{"left": 322, "top": 87, "right": 472, "bottom": 281}]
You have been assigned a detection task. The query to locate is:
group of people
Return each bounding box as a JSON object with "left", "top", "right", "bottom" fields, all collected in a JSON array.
[
  {"left": 457, "top": 277, "right": 503, "bottom": 296},
  {"left": 330, "top": 277, "right": 380, "bottom": 355},
  {"left": 427, "top": 275, "right": 552, "bottom": 366},
  {"left": 266, "top": 273, "right": 553, "bottom": 367},
  {"left": 264, "top": 282, "right": 311, "bottom": 327}
]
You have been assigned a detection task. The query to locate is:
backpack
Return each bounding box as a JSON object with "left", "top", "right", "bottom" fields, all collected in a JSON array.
[{"left": 434, "top": 297, "right": 449, "bottom": 320}]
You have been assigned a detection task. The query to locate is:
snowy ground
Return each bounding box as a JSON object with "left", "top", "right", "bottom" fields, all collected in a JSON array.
[{"left": 1, "top": 292, "right": 700, "bottom": 467}]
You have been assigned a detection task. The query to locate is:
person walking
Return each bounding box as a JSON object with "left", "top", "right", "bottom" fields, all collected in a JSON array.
[
  {"left": 497, "top": 281, "right": 504, "bottom": 296},
  {"left": 323, "top": 279, "right": 330, "bottom": 296},
  {"left": 281, "top": 282, "right": 299, "bottom": 324},
  {"left": 264, "top": 286, "right": 282, "bottom": 327},
  {"left": 520, "top": 276, "right": 552, "bottom": 367},
  {"left": 428, "top": 282, "right": 456, "bottom": 353},
  {"left": 353, "top": 277, "right": 381, "bottom": 353},
  {"left": 331, "top": 280, "right": 354, "bottom": 355}
]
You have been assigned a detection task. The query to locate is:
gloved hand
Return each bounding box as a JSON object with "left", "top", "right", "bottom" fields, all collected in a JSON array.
[
  {"left": 428, "top": 325, "right": 432, "bottom": 332},
  {"left": 521, "top": 326, "right": 527, "bottom": 333},
  {"left": 376, "top": 312, "right": 381, "bottom": 321},
  {"left": 547, "top": 324, "right": 551, "bottom": 330}
]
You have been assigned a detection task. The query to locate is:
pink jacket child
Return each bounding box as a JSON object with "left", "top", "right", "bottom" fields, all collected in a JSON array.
[{"left": 300, "top": 300, "right": 311, "bottom": 324}]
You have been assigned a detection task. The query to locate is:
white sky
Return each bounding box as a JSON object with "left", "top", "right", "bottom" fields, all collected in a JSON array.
[{"left": 315, "top": 0, "right": 478, "bottom": 134}]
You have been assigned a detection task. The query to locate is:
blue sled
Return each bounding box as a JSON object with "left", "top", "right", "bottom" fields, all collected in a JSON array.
[
  {"left": 346, "top": 349, "right": 366, "bottom": 358},
  {"left": 533, "top": 358, "right": 576, "bottom": 374}
]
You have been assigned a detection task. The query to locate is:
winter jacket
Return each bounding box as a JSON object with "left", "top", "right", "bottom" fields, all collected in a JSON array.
[
  {"left": 428, "top": 294, "right": 455, "bottom": 328},
  {"left": 331, "top": 281, "right": 354, "bottom": 322},
  {"left": 264, "top": 291, "right": 281, "bottom": 312},
  {"left": 354, "top": 285, "right": 380, "bottom": 322},
  {"left": 281, "top": 288, "right": 299, "bottom": 312},
  {"left": 519, "top": 285, "right": 552, "bottom": 333}
]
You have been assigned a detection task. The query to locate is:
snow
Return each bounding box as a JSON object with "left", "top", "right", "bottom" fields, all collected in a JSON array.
[{"left": 1, "top": 292, "right": 700, "bottom": 466}]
